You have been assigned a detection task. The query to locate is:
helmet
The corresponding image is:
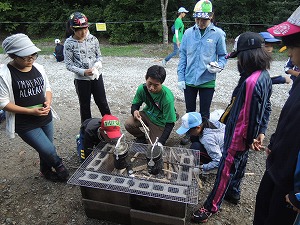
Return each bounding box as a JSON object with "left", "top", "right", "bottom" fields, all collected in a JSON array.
[
  {"left": 193, "top": 0, "right": 213, "bottom": 19},
  {"left": 69, "top": 12, "right": 89, "bottom": 28},
  {"left": 55, "top": 39, "right": 61, "bottom": 44}
]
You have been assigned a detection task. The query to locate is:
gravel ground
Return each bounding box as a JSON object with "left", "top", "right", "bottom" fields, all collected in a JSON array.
[{"left": 0, "top": 54, "right": 291, "bottom": 225}]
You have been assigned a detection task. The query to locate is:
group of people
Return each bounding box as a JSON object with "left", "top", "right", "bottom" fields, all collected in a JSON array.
[{"left": 0, "top": 1, "right": 299, "bottom": 224}]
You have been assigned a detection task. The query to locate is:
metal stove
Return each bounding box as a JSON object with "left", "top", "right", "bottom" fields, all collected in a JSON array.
[{"left": 68, "top": 142, "right": 201, "bottom": 225}]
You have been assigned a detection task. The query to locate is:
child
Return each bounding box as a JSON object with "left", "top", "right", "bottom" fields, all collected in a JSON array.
[
  {"left": 192, "top": 32, "right": 272, "bottom": 223},
  {"left": 64, "top": 12, "right": 111, "bottom": 123},
  {"left": 77, "top": 114, "right": 122, "bottom": 162},
  {"left": 53, "top": 39, "right": 64, "bottom": 62},
  {"left": 176, "top": 112, "right": 225, "bottom": 172},
  {"left": 259, "top": 31, "right": 291, "bottom": 84},
  {"left": 124, "top": 65, "right": 177, "bottom": 146},
  {"left": 254, "top": 6, "right": 300, "bottom": 224},
  {"left": 0, "top": 34, "right": 69, "bottom": 182}
]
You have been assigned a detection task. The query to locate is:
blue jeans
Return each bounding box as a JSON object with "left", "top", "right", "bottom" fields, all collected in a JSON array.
[
  {"left": 18, "top": 121, "right": 62, "bottom": 172},
  {"left": 184, "top": 85, "right": 215, "bottom": 119},
  {"left": 164, "top": 42, "right": 179, "bottom": 62}
]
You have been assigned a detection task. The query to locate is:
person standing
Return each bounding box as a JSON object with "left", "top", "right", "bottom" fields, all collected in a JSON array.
[
  {"left": 162, "top": 7, "right": 189, "bottom": 67},
  {"left": 177, "top": 0, "right": 227, "bottom": 145},
  {"left": 253, "top": 6, "right": 300, "bottom": 225},
  {"left": 192, "top": 32, "right": 272, "bottom": 223},
  {"left": 0, "top": 34, "right": 69, "bottom": 182},
  {"left": 64, "top": 12, "right": 111, "bottom": 123}
]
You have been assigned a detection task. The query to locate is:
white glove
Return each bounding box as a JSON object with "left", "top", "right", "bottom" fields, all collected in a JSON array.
[
  {"left": 177, "top": 81, "right": 186, "bottom": 92},
  {"left": 207, "top": 61, "right": 222, "bottom": 73},
  {"left": 94, "top": 61, "right": 102, "bottom": 70}
]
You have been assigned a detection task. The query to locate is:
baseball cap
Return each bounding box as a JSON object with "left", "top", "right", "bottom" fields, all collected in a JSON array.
[
  {"left": 178, "top": 7, "right": 189, "bottom": 13},
  {"left": 259, "top": 32, "right": 281, "bottom": 43},
  {"left": 226, "top": 32, "right": 264, "bottom": 59},
  {"left": 2, "top": 33, "right": 41, "bottom": 57},
  {"left": 267, "top": 6, "right": 300, "bottom": 37},
  {"left": 55, "top": 39, "right": 61, "bottom": 44},
  {"left": 69, "top": 12, "right": 89, "bottom": 28},
  {"left": 101, "top": 114, "right": 122, "bottom": 139},
  {"left": 176, "top": 112, "right": 202, "bottom": 135},
  {"left": 193, "top": 0, "right": 213, "bottom": 19}
]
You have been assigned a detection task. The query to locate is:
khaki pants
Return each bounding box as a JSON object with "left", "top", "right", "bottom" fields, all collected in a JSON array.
[{"left": 124, "top": 111, "right": 164, "bottom": 144}]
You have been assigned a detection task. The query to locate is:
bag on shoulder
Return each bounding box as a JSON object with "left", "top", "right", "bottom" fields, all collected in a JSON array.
[{"left": 171, "top": 24, "right": 175, "bottom": 34}]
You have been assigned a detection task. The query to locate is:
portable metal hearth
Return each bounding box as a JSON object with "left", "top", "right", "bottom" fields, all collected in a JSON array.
[{"left": 68, "top": 142, "right": 201, "bottom": 225}]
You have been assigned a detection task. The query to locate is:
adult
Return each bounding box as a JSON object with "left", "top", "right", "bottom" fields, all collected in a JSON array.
[
  {"left": 64, "top": 12, "right": 111, "bottom": 123},
  {"left": 177, "top": 0, "right": 227, "bottom": 145},
  {"left": 124, "top": 65, "right": 177, "bottom": 146},
  {"left": 0, "top": 34, "right": 69, "bottom": 182},
  {"left": 162, "top": 7, "right": 189, "bottom": 67},
  {"left": 192, "top": 32, "right": 272, "bottom": 223},
  {"left": 254, "top": 6, "right": 300, "bottom": 225}
]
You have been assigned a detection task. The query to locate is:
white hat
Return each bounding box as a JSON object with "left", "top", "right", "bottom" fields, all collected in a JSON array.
[
  {"left": 2, "top": 33, "right": 41, "bottom": 57},
  {"left": 55, "top": 39, "right": 61, "bottom": 44},
  {"left": 178, "top": 7, "right": 189, "bottom": 13}
]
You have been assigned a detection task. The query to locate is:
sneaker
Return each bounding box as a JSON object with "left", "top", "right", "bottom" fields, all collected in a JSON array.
[
  {"left": 180, "top": 134, "right": 190, "bottom": 145},
  {"left": 40, "top": 170, "right": 60, "bottom": 182},
  {"left": 162, "top": 59, "right": 167, "bottom": 67},
  {"left": 192, "top": 207, "right": 212, "bottom": 223},
  {"left": 134, "top": 136, "right": 147, "bottom": 144},
  {"left": 55, "top": 164, "right": 69, "bottom": 181},
  {"left": 224, "top": 192, "right": 240, "bottom": 205}
]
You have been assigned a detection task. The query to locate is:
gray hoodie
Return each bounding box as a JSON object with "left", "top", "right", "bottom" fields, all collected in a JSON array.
[
  {"left": 64, "top": 32, "right": 102, "bottom": 80},
  {"left": 200, "top": 120, "right": 225, "bottom": 171}
]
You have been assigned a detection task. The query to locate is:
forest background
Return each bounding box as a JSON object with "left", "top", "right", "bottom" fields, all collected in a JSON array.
[{"left": 0, "top": 0, "right": 299, "bottom": 45}]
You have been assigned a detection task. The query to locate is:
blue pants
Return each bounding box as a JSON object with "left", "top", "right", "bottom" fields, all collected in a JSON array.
[
  {"left": 203, "top": 149, "right": 249, "bottom": 213},
  {"left": 17, "top": 121, "right": 62, "bottom": 173},
  {"left": 164, "top": 42, "right": 179, "bottom": 62},
  {"left": 74, "top": 74, "right": 111, "bottom": 123},
  {"left": 184, "top": 85, "right": 214, "bottom": 119}
]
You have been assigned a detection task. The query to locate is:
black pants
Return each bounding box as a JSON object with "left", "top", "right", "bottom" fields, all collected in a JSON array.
[
  {"left": 74, "top": 75, "right": 110, "bottom": 123},
  {"left": 253, "top": 171, "right": 297, "bottom": 225}
]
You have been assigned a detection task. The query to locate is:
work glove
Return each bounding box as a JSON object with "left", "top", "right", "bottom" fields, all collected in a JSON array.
[
  {"left": 207, "top": 61, "right": 223, "bottom": 73},
  {"left": 177, "top": 81, "right": 186, "bottom": 92}
]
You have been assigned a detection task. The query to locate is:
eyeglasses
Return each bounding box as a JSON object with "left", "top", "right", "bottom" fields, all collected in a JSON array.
[{"left": 19, "top": 53, "right": 38, "bottom": 62}]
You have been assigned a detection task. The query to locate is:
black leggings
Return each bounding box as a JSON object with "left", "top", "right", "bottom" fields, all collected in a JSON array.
[{"left": 74, "top": 75, "right": 111, "bottom": 122}]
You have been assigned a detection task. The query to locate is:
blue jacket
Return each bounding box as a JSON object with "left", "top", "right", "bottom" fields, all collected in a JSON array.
[{"left": 177, "top": 23, "right": 227, "bottom": 86}]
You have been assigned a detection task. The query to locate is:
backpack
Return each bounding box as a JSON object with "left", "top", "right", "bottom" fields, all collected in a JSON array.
[{"left": 171, "top": 24, "right": 175, "bottom": 34}]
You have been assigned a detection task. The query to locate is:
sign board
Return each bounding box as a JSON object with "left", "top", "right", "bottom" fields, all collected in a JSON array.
[{"left": 96, "top": 23, "right": 107, "bottom": 31}]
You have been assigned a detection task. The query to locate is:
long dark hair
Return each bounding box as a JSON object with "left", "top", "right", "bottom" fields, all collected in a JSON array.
[
  {"left": 65, "top": 19, "right": 74, "bottom": 38},
  {"left": 237, "top": 48, "right": 272, "bottom": 74}
]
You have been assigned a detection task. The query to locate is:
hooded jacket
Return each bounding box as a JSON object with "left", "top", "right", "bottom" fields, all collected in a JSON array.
[
  {"left": 64, "top": 32, "right": 102, "bottom": 80},
  {"left": 200, "top": 120, "right": 225, "bottom": 171}
]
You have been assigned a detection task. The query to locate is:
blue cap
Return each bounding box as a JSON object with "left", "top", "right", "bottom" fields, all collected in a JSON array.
[
  {"left": 176, "top": 112, "right": 202, "bottom": 135},
  {"left": 259, "top": 32, "right": 281, "bottom": 43}
]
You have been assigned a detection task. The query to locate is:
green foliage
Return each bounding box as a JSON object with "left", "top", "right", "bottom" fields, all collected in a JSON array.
[{"left": 0, "top": 0, "right": 298, "bottom": 44}]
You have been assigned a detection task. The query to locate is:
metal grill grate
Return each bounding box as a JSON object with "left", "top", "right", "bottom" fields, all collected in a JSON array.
[{"left": 68, "top": 142, "right": 200, "bottom": 204}]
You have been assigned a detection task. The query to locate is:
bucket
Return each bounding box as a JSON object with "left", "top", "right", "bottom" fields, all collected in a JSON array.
[
  {"left": 113, "top": 143, "right": 129, "bottom": 170},
  {"left": 146, "top": 145, "right": 163, "bottom": 175}
]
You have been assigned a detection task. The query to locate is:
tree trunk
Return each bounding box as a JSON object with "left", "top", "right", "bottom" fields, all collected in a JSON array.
[{"left": 161, "top": 0, "right": 169, "bottom": 46}]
